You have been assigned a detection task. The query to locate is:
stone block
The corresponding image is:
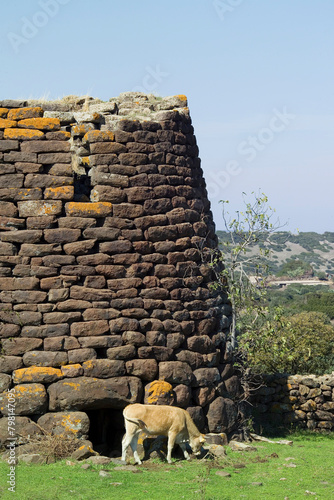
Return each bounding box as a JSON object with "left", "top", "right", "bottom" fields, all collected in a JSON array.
[
  {"left": 18, "top": 200, "right": 62, "bottom": 217},
  {"left": 13, "top": 366, "right": 63, "bottom": 384},
  {"left": 18, "top": 117, "right": 60, "bottom": 131},
  {"left": 83, "top": 359, "right": 126, "bottom": 378},
  {"left": 106, "top": 345, "right": 137, "bottom": 360},
  {"left": 90, "top": 185, "right": 125, "bottom": 203},
  {"left": 125, "top": 359, "right": 158, "bottom": 381},
  {"left": 0, "top": 355, "right": 23, "bottom": 373},
  {"left": 2, "top": 338, "right": 43, "bottom": 355},
  {"left": 37, "top": 411, "right": 89, "bottom": 438},
  {"left": 63, "top": 239, "right": 96, "bottom": 255},
  {"left": 159, "top": 361, "right": 193, "bottom": 385},
  {"left": 68, "top": 348, "right": 97, "bottom": 364},
  {"left": 48, "top": 376, "right": 142, "bottom": 411},
  {"left": 65, "top": 202, "right": 112, "bottom": 218},
  {"left": 0, "top": 201, "right": 18, "bottom": 217},
  {"left": 0, "top": 383, "right": 47, "bottom": 416},
  {"left": 207, "top": 397, "right": 238, "bottom": 434},
  {"left": 71, "top": 320, "right": 109, "bottom": 337},
  {"left": 23, "top": 351, "right": 68, "bottom": 367},
  {"left": 1, "top": 230, "right": 42, "bottom": 244},
  {"left": 44, "top": 186, "right": 74, "bottom": 200}
]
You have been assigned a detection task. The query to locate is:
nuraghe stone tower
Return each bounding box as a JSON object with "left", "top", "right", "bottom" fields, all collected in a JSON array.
[{"left": 0, "top": 93, "right": 238, "bottom": 452}]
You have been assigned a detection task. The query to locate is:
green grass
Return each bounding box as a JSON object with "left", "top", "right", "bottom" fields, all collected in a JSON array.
[{"left": 1, "top": 432, "right": 333, "bottom": 499}]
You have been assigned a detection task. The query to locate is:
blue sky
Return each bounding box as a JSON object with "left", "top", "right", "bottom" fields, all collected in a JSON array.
[{"left": 1, "top": 0, "right": 334, "bottom": 232}]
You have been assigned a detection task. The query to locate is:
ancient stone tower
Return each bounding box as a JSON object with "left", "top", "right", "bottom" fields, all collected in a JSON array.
[{"left": 0, "top": 93, "right": 237, "bottom": 451}]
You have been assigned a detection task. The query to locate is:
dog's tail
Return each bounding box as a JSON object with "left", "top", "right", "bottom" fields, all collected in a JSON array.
[{"left": 124, "top": 416, "right": 147, "bottom": 430}]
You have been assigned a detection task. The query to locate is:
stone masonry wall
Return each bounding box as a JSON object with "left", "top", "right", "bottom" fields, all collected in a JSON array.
[
  {"left": 251, "top": 373, "right": 334, "bottom": 432},
  {"left": 0, "top": 93, "right": 236, "bottom": 440}
]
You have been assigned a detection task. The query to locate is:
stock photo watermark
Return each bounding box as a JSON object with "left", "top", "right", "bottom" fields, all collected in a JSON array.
[
  {"left": 6, "top": 388, "right": 16, "bottom": 492},
  {"left": 206, "top": 107, "right": 296, "bottom": 198},
  {"left": 132, "top": 65, "right": 169, "bottom": 94},
  {"left": 213, "top": 0, "right": 244, "bottom": 21},
  {"left": 8, "top": 0, "right": 71, "bottom": 54}
]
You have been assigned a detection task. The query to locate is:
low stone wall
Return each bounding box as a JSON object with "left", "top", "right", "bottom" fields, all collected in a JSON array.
[{"left": 251, "top": 373, "right": 334, "bottom": 431}]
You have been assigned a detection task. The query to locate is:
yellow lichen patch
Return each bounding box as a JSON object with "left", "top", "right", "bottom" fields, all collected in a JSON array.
[
  {"left": 0, "top": 108, "right": 8, "bottom": 118},
  {"left": 4, "top": 128, "right": 44, "bottom": 140},
  {"left": 45, "top": 185, "right": 74, "bottom": 200},
  {"left": 61, "top": 364, "right": 82, "bottom": 377},
  {"left": 0, "top": 118, "right": 17, "bottom": 129},
  {"left": 7, "top": 106, "right": 44, "bottom": 121},
  {"left": 83, "top": 130, "right": 115, "bottom": 143},
  {"left": 13, "top": 366, "right": 63, "bottom": 384},
  {"left": 81, "top": 157, "right": 90, "bottom": 166},
  {"left": 175, "top": 94, "right": 187, "bottom": 101},
  {"left": 65, "top": 202, "right": 112, "bottom": 218},
  {"left": 72, "top": 124, "right": 88, "bottom": 136},
  {"left": 146, "top": 380, "right": 173, "bottom": 404},
  {"left": 18, "top": 117, "right": 60, "bottom": 131},
  {"left": 83, "top": 360, "right": 94, "bottom": 369},
  {"left": 63, "top": 381, "right": 80, "bottom": 391}
]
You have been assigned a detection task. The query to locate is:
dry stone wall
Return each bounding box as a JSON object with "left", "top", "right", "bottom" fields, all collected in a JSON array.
[
  {"left": 0, "top": 93, "right": 235, "bottom": 438},
  {"left": 251, "top": 373, "right": 334, "bottom": 432}
]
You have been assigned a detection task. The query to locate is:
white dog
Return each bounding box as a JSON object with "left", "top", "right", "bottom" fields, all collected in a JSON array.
[{"left": 121, "top": 403, "right": 205, "bottom": 464}]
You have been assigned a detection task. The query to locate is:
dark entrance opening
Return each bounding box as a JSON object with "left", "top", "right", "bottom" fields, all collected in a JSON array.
[
  {"left": 73, "top": 171, "right": 91, "bottom": 201},
  {"left": 86, "top": 408, "right": 125, "bottom": 457}
]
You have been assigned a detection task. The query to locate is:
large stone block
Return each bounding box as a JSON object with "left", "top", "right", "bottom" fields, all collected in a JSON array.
[
  {"left": 48, "top": 376, "right": 142, "bottom": 411},
  {"left": 159, "top": 361, "right": 193, "bottom": 385},
  {"left": 65, "top": 202, "right": 112, "bottom": 218},
  {"left": 125, "top": 359, "right": 158, "bottom": 381},
  {"left": 0, "top": 383, "right": 47, "bottom": 415},
  {"left": 207, "top": 397, "right": 238, "bottom": 433},
  {"left": 83, "top": 359, "right": 126, "bottom": 378},
  {"left": 13, "top": 366, "right": 63, "bottom": 384},
  {"left": 17, "top": 200, "right": 62, "bottom": 217},
  {"left": 23, "top": 351, "right": 68, "bottom": 367},
  {"left": 37, "top": 411, "right": 89, "bottom": 439},
  {"left": 2, "top": 338, "right": 43, "bottom": 356},
  {"left": 70, "top": 320, "right": 109, "bottom": 337}
]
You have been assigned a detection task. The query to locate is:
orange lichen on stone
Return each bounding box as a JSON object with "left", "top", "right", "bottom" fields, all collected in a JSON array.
[
  {"left": 13, "top": 366, "right": 63, "bottom": 384},
  {"left": 0, "top": 108, "right": 8, "bottom": 118},
  {"left": 7, "top": 106, "right": 44, "bottom": 121},
  {"left": 18, "top": 200, "right": 62, "bottom": 217},
  {"left": 83, "top": 130, "right": 115, "bottom": 143},
  {"left": 63, "top": 381, "right": 80, "bottom": 391},
  {"left": 61, "top": 364, "right": 83, "bottom": 377},
  {"left": 146, "top": 380, "right": 173, "bottom": 404},
  {"left": 65, "top": 202, "right": 112, "bottom": 218},
  {"left": 45, "top": 185, "right": 74, "bottom": 200},
  {"left": 4, "top": 128, "right": 44, "bottom": 140},
  {"left": 176, "top": 94, "right": 187, "bottom": 101},
  {"left": 18, "top": 117, "right": 60, "bottom": 131},
  {"left": 0, "top": 118, "right": 17, "bottom": 129},
  {"left": 81, "top": 157, "right": 90, "bottom": 166},
  {"left": 72, "top": 124, "right": 88, "bottom": 136}
]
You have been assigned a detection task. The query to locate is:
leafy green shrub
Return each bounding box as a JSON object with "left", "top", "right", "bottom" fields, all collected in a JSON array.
[{"left": 239, "top": 310, "right": 334, "bottom": 374}]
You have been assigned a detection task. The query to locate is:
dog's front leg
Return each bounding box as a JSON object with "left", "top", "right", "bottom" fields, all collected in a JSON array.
[{"left": 179, "top": 442, "right": 190, "bottom": 460}]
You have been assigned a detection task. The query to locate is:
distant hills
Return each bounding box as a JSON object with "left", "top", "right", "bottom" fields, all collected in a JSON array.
[{"left": 216, "top": 231, "right": 334, "bottom": 276}]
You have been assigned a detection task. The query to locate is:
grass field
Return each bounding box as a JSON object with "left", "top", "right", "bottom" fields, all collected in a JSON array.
[{"left": 0, "top": 432, "right": 333, "bottom": 500}]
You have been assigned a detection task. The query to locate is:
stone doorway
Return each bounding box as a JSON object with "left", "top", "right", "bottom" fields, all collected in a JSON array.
[{"left": 86, "top": 408, "right": 125, "bottom": 457}]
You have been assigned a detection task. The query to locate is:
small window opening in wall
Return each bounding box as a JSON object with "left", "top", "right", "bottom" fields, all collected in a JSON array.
[{"left": 73, "top": 170, "right": 91, "bottom": 201}]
